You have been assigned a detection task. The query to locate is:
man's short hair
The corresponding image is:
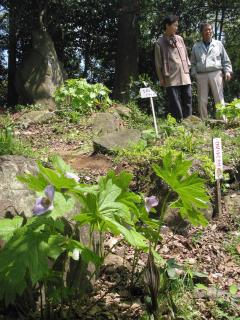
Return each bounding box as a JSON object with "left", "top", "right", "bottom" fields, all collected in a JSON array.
[
  {"left": 200, "top": 22, "right": 212, "bottom": 33},
  {"left": 162, "top": 15, "right": 179, "bottom": 30}
]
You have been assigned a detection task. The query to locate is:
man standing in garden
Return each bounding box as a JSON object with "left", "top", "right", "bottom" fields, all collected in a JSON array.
[
  {"left": 191, "top": 22, "right": 232, "bottom": 119},
  {"left": 155, "top": 15, "right": 192, "bottom": 120}
]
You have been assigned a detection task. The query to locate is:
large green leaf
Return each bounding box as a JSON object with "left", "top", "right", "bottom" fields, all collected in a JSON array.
[
  {"left": 98, "top": 179, "right": 122, "bottom": 207},
  {"left": 0, "top": 216, "right": 23, "bottom": 241},
  {"left": 18, "top": 172, "right": 47, "bottom": 191},
  {"left": 0, "top": 227, "right": 49, "bottom": 305},
  {"left": 38, "top": 163, "right": 77, "bottom": 189},
  {"left": 49, "top": 192, "right": 75, "bottom": 220},
  {"left": 103, "top": 217, "right": 148, "bottom": 249},
  {"left": 153, "top": 152, "right": 209, "bottom": 226},
  {"left": 106, "top": 170, "right": 133, "bottom": 191},
  {"left": 51, "top": 155, "right": 72, "bottom": 174},
  {"left": 0, "top": 216, "right": 71, "bottom": 305},
  {"left": 47, "top": 234, "right": 66, "bottom": 259},
  {"left": 67, "top": 239, "right": 101, "bottom": 266}
]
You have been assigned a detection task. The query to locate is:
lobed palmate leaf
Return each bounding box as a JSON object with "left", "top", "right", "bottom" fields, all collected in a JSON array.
[{"left": 153, "top": 152, "right": 209, "bottom": 226}]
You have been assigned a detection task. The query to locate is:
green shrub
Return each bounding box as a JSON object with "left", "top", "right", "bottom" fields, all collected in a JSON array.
[
  {"left": 129, "top": 74, "right": 167, "bottom": 116},
  {"left": 54, "top": 78, "right": 112, "bottom": 121},
  {"left": 216, "top": 99, "right": 240, "bottom": 121},
  {"left": 125, "top": 101, "right": 153, "bottom": 129}
]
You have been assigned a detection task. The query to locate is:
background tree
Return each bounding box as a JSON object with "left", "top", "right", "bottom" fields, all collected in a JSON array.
[
  {"left": 113, "top": 0, "right": 139, "bottom": 102},
  {"left": 0, "top": 0, "right": 240, "bottom": 107}
]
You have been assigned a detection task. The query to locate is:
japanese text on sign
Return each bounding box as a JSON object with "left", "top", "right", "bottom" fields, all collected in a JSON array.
[
  {"left": 140, "top": 87, "right": 157, "bottom": 98},
  {"left": 213, "top": 138, "right": 223, "bottom": 180}
]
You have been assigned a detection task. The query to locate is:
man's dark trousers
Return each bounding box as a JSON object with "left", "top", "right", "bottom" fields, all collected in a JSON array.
[{"left": 166, "top": 84, "right": 192, "bottom": 120}]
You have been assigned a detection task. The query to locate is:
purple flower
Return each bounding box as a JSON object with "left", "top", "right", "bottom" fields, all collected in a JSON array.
[
  {"left": 65, "top": 172, "right": 80, "bottom": 183},
  {"left": 32, "top": 185, "right": 55, "bottom": 215},
  {"left": 144, "top": 196, "right": 159, "bottom": 212}
]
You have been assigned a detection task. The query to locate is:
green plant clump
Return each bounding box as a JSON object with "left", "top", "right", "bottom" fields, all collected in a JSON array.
[
  {"left": 0, "top": 127, "right": 35, "bottom": 157},
  {"left": 128, "top": 73, "right": 167, "bottom": 116},
  {"left": 216, "top": 99, "right": 240, "bottom": 121},
  {"left": 54, "top": 78, "right": 112, "bottom": 122},
  {"left": 0, "top": 153, "right": 209, "bottom": 314}
]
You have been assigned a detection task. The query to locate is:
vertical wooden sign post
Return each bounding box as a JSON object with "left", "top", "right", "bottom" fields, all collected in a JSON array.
[
  {"left": 139, "top": 87, "right": 159, "bottom": 137},
  {"left": 213, "top": 138, "right": 223, "bottom": 215}
]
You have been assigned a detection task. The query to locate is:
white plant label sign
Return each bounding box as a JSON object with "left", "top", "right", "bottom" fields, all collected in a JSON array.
[
  {"left": 213, "top": 138, "right": 223, "bottom": 180},
  {"left": 140, "top": 87, "right": 157, "bottom": 98},
  {"left": 139, "top": 87, "right": 158, "bottom": 136}
]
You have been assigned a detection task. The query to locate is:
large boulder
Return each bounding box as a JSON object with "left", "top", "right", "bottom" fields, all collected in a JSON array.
[
  {"left": 108, "top": 104, "right": 131, "bottom": 118},
  {"left": 224, "top": 193, "right": 240, "bottom": 215},
  {"left": 92, "top": 112, "right": 123, "bottom": 134},
  {"left": 93, "top": 128, "right": 141, "bottom": 153},
  {"left": 0, "top": 155, "right": 38, "bottom": 218},
  {"left": 15, "top": 29, "right": 65, "bottom": 109},
  {"left": 16, "top": 110, "right": 56, "bottom": 129}
]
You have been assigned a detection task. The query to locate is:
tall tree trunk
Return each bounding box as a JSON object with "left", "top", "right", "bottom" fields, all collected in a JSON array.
[
  {"left": 214, "top": 9, "right": 218, "bottom": 40},
  {"left": 218, "top": 7, "right": 225, "bottom": 40},
  {"left": 113, "top": 0, "right": 139, "bottom": 102},
  {"left": 7, "top": 1, "right": 18, "bottom": 107}
]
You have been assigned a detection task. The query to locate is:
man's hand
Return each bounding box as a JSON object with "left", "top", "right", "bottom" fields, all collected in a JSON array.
[
  {"left": 160, "top": 79, "right": 165, "bottom": 86},
  {"left": 225, "top": 72, "right": 231, "bottom": 81}
]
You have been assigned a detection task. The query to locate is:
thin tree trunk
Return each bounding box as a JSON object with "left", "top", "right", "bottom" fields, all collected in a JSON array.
[
  {"left": 113, "top": 0, "right": 139, "bottom": 102},
  {"left": 218, "top": 7, "right": 225, "bottom": 40},
  {"left": 214, "top": 9, "right": 218, "bottom": 40},
  {"left": 7, "top": 1, "right": 18, "bottom": 107}
]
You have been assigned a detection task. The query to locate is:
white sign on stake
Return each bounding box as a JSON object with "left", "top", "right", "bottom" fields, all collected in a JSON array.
[
  {"left": 213, "top": 138, "right": 223, "bottom": 180},
  {"left": 140, "top": 87, "right": 158, "bottom": 137},
  {"left": 140, "top": 87, "right": 157, "bottom": 99}
]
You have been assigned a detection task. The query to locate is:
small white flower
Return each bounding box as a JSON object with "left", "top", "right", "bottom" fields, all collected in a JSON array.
[
  {"left": 65, "top": 172, "right": 80, "bottom": 183},
  {"left": 72, "top": 248, "right": 80, "bottom": 261}
]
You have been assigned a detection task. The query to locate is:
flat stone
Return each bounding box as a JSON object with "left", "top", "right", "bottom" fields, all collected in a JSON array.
[
  {"left": 108, "top": 104, "right": 131, "bottom": 118},
  {"left": 93, "top": 128, "right": 141, "bottom": 153},
  {"left": 92, "top": 112, "right": 123, "bottom": 134},
  {"left": 103, "top": 253, "right": 131, "bottom": 272},
  {"left": 206, "top": 119, "right": 226, "bottom": 127},
  {"left": 17, "top": 110, "right": 55, "bottom": 128},
  {"left": 182, "top": 115, "right": 203, "bottom": 125}
]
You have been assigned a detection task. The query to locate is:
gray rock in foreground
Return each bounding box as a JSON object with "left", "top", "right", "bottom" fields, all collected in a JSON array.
[
  {"left": 92, "top": 112, "right": 123, "bottom": 134},
  {"left": 93, "top": 128, "right": 141, "bottom": 153},
  {"left": 0, "top": 155, "right": 38, "bottom": 218}
]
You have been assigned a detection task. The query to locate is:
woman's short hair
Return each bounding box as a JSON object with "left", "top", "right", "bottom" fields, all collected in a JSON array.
[
  {"left": 200, "top": 22, "right": 212, "bottom": 32},
  {"left": 162, "top": 15, "right": 179, "bottom": 30}
]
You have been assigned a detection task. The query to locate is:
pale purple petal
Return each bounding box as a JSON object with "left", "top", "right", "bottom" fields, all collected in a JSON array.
[
  {"left": 33, "top": 185, "right": 55, "bottom": 216},
  {"left": 65, "top": 172, "right": 80, "bottom": 183},
  {"left": 45, "top": 185, "right": 55, "bottom": 201},
  {"left": 33, "top": 197, "right": 49, "bottom": 215},
  {"left": 145, "top": 196, "right": 159, "bottom": 212}
]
